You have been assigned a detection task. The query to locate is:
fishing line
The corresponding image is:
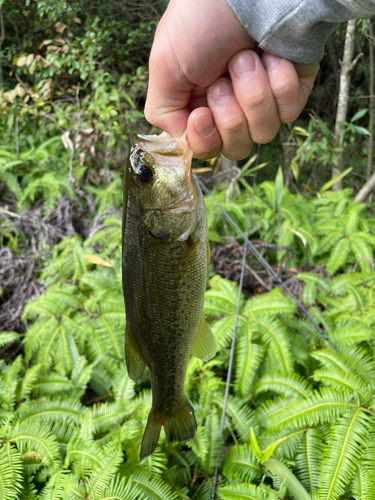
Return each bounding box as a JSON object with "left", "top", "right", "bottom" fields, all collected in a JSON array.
[
  {"left": 210, "top": 144, "right": 260, "bottom": 500},
  {"left": 194, "top": 174, "right": 339, "bottom": 353}
]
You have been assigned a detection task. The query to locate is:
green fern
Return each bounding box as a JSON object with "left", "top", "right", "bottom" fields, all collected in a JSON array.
[{"left": 319, "top": 408, "right": 373, "bottom": 500}]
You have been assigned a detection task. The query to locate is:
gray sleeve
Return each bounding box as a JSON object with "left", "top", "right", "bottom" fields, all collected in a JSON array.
[{"left": 226, "top": 0, "right": 375, "bottom": 64}]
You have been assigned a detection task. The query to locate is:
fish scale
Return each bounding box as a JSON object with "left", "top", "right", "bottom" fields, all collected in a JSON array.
[{"left": 122, "top": 132, "right": 217, "bottom": 459}]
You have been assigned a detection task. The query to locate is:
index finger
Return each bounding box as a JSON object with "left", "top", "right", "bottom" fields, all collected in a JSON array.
[{"left": 144, "top": 35, "right": 194, "bottom": 137}]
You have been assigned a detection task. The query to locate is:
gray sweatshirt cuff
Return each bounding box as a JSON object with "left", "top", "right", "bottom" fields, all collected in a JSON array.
[{"left": 226, "top": 0, "right": 375, "bottom": 64}]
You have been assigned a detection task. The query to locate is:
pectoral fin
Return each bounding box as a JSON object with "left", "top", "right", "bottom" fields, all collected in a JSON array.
[
  {"left": 191, "top": 313, "right": 217, "bottom": 361},
  {"left": 125, "top": 323, "right": 146, "bottom": 383}
]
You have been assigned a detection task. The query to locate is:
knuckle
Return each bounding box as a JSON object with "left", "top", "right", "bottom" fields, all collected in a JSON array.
[
  {"left": 242, "top": 91, "right": 270, "bottom": 111},
  {"left": 271, "top": 79, "right": 297, "bottom": 99},
  {"left": 219, "top": 116, "right": 246, "bottom": 136}
]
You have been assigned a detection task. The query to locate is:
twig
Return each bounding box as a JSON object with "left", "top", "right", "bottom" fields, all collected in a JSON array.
[
  {"left": 0, "top": 208, "right": 22, "bottom": 218},
  {"left": 349, "top": 51, "right": 363, "bottom": 71},
  {"left": 41, "top": 112, "right": 65, "bottom": 132},
  {"left": 351, "top": 256, "right": 375, "bottom": 272},
  {"left": 14, "top": 73, "right": 33, "bottom": 94},
  {"left": 69, "top": 83, "right": 81, "bottom": 183},
  {"left": 245, "top": 264, "right": 272, "bottom": 291}
]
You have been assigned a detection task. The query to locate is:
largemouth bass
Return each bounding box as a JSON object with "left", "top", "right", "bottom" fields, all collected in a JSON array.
[{"left": 122, "top": 132, "right": 216, "bottom": 460}]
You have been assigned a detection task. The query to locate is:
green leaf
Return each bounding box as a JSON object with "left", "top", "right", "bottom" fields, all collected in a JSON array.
[
  {"left": 350, "top": 108, "right": 368, "bottom": 122},
  {"left": 352, "top": 125, "right": 371, "bottom": 136},
  {"left": 320, "top": 168, "right": 353, "bottom": 193},
  {"left": 319, "top": 408, "right": 373, "bottom": 500},
  {"left": 264, "top": 458, "right": 312, "bottom": 500},
  {"left": 250, "top": 428, "right": 262, "bottom": 461}
]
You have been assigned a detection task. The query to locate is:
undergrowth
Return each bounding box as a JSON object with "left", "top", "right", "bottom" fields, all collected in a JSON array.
[{"left": 1, "top": 190, "right": 375, "bottom": 499}]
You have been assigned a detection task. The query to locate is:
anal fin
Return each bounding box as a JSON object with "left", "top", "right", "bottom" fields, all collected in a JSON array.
[
  {"left": 125, "top": 323, "right": 146, "bottom": 383},
  {"left": 191, "top": 313, "right": 217, "bottom": 362}
]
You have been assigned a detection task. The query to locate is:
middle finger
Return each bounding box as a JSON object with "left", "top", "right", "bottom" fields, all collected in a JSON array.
[{"left": 228, "top": 49, "right": 281, "bottom": 144}]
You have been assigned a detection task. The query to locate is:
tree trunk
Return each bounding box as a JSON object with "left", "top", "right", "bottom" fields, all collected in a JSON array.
[
  {"left": 366, "top": 20, "right": 374, "bottom": 205},
  {"left": 332, "top": 20, "right": 357, "bottom": 191},
  {"left": 0, "top": 6, "right": 5, "bottom": 88},
  {"left": 355, "top": 20, "right": 375, "bottom": 204}
]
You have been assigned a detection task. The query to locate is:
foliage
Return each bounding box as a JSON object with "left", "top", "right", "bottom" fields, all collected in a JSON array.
[
  {"left": 206, "top": 179, "right": 375, "bottom": 273},
  {"left": 1, "top": 217, "right": 375, "bottom": 498}
]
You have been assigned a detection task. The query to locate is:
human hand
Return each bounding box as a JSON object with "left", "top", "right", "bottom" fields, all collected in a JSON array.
[{"left": 145, "top": 0, "right": 319, "bottom": 160}]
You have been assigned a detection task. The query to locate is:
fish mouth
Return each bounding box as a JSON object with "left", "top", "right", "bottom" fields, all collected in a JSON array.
[{"left": 136, "top": 131, "right": 192, "bottom": 161}]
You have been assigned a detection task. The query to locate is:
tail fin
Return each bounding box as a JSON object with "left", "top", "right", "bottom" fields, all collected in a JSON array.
[
  {"left": 164, "top": 397, "right": 196, "bottom": 445},
  {"left": 140, "top": 398, "right": 197, "bottom": 460},
  {"left": 140, "top": 410, "right": 162, "bottom": 461}
]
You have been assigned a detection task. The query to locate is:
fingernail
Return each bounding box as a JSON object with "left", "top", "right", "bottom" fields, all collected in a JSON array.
[
  {"left": 232, "top": 52, "right": 256, "bottom": 78},
  {"left": 194, "top": 113, "right": 216, "bottom": 138},
  {"left": 263, "top": 53, "right": 281, "bottom": 69},
  {"left": 209, "top": 79, "right": 234, "bottom": 105}
]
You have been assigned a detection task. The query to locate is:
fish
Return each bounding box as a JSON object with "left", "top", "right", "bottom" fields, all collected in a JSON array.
[{"left": 122, "top": 131, "right": 217, "bottom": 460}]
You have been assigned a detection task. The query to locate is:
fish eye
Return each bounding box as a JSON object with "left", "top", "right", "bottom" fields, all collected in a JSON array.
[{"left": 137, "top": 164, "right": 153, "bottom": 184}]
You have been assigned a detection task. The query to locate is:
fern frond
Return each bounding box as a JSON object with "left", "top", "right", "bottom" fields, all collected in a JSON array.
[
  {"left": 202, "top": 410, "right": 222, "bottom": 473},
  {"left": 311, "top": 369, "right": 372, "bottom": 403},
  {"left": 69, "top": 357, "right": 92, "bottom": 399},
  {"left": 112, "top": 366, "right": 136, "bottom": 404},
  {"left": 260, "top": 428, "right": 305, "bottom": 460},
  {"left": 295, "top": 428, "right": 324, "bottom": 494},
  {"left": 319, "top": 408, "right": 373, "bottom": 500},
  {"left": 312, "top": 347, "right": 375, "bottom": 391},
  {"left": 91, "top": 474, "right": 141, "bottom": 500},
  {"left": 189, "top": 425, "right": 208, "bottom": 464},
  {"left": 210, "top": 315, "right": 236, "bottom": 348},
  {"left": 131, "top": 469, "right": 179, "bottom": 500},
  {"left": 235, "top": 320, "right": 264, "bottom": 397},
  {"left": 17, "top": 397, "right": 84, "bottom": 427},
  {"left": 64, "top": 440, "right": 104, "bottom": 476},
  {"left": 95, "top": 419, "right": 138, "bottom": 448},
  {"left": 222, "top": 444, "right": 261, "bottom": 483},
  {"left": 326, "top": 237, "right": 351, "bottom": 275},
  {"left": 352, "top": 429, "right": 375, "bottom": 500},
  {"left": 9, "top": 421, "right": 60, "bottom": 472},
  {"left": 86, "top": 445, "right": 123, "bottom": 497},
  {"left": 0, "top": 443, "right": 23, "bottom": 500},
  {"left": 218, "top": 483, "right": 269, "bottom": 500},
  {"left": 31, "top": 372, "right": 75, "bottom": 397},
  {"left": 141, "top": 446, "right": 168, "bottom": 475},
  {"left": 39, "top": 469, "right": 70, "bottom": 500},
  {"left": 214, "top": 395, "right": 256, "bottom": 443},
  {"left": 258, "top": 389, "right": 356, "bottom": 430},
  {"left": 90, "top": 402, "right": 127, "bottom": 435},
  {"left": 254, "top": 373, "right": 312, "bottom": 399},
  {"left": 251, "top": 316, "right": 292, "bottom": 373},
  {"left": 0, "top": 332, "right": 20, "bottom": 349},
  {"left": 242, "top": 289, "right": 295, "bottom": 317},
  {"left": 330, "top": 272, "right": 375, "bottom": 296}
]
